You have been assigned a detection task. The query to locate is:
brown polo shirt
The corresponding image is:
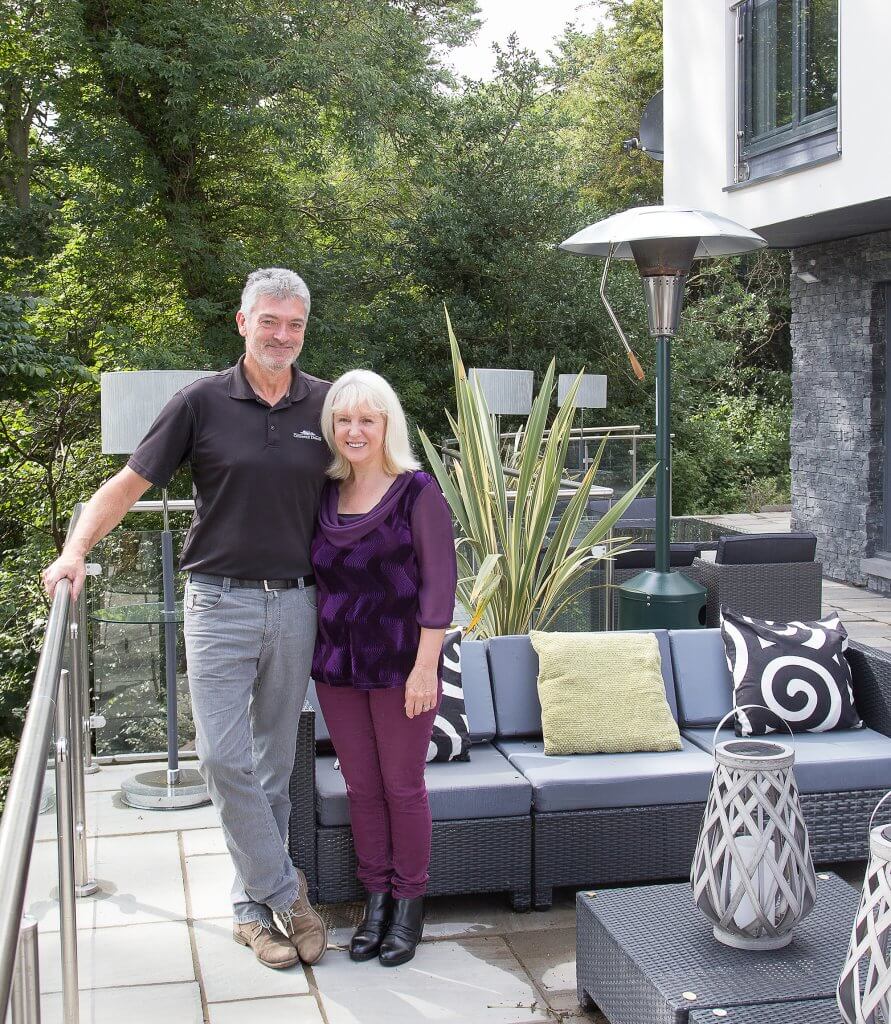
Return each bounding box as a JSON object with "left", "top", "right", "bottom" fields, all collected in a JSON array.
[{"left": 127, "top": 356, "right": 331, "bottom": 578}]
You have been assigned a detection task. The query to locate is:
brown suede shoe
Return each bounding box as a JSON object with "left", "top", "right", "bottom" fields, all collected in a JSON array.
[
  {"left": 233, "top": 919, "right": 300, "bottom": 969},
  {"left": 276, "top": 869, "right": 327, "bottom": 965}
]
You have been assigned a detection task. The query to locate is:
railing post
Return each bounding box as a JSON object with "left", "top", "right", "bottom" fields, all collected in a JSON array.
[
  {"left": 605, "top": 525, "right": 614, "bottom": 631},
  {"left": 54, "top": 670, "right": 80, "bottom": 1024},
  {"left": 67, "top": 605, "right": 97, "bottom": 898},
  {"left": 11, "top": 916, "right": 40, "bottom": 1024},
  {"left": 71, "top": 592, "right": 98, "bottom": 776}
]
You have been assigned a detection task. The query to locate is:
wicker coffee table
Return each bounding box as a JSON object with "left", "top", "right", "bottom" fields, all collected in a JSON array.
[
  {"left": 688, "top": 1000, "right": 841, "bottom": 1022},
  {"left": 576, "top": 873, "right": 855, "bottom": 1024}
]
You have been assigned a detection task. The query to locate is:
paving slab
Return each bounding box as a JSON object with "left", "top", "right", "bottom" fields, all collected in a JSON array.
[
  {"left": 40, "top": 981, "right": 203, "bottom": 1024},
  {"left": 820, "top": 605, "right": 873, "bottom": 619},
  {"left": 27, "top": 831, "right": 186, "bottom": 932},
  {"left": 192, "top": 917, "right": 310, "bottom": 1002},
  {"left": 423, "top": 892, "right": 575, "bottom": 942},
  {"left": 506, "top": 926, "right": 579, "bottom": 1013},
  {"left": 38, "top": 920, "right": 194, "bottom": 993},
  {"left": 208, "top": 994, "right": 325, "bottom": 1023},
  {"left": 841, "top": 622, "right": 891, "bottom": 636},
  {"left": 182, "top": 826, "right": 228, "bottom": 856},
  {"left": 35, "top": 790, "right": 221, "bottom": 842},
  {"left": 185, "top": 851, "right": 237, "bottom": 919},
  {"left": 312, "top": 936, "right": 552, "bottom": 1023}
]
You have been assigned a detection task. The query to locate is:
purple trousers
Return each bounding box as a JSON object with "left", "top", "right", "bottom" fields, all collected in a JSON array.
[{"left": 315, "top": 681, "right": 440, "bottom": 899}]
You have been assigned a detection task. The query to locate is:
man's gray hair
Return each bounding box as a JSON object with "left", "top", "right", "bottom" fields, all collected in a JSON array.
[{"left": 240, "top": 268, "right": 311, "bottom": 318}]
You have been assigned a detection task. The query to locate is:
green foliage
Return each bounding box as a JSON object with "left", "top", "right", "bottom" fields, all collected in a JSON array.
[
  {"left": 0, "top": 293, "right": 86, "bottom": 397},
  {"left": 419, "top": 312, "right": 654, "bottom": 637},
  {"left": 0, "top": 0, "right": 793, "bottom": 794}
]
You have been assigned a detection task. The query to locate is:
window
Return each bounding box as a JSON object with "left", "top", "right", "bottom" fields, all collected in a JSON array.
[{"left": 736, "top": 0, "right": 838, "bottom": 183}]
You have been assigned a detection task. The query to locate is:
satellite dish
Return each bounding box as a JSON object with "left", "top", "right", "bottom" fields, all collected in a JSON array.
[{"left": 639, "top": 90, "right": 663, "bottom": 161}]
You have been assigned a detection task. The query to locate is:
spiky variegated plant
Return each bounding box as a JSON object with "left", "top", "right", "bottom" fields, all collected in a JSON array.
[{"left": 418, "top": 311, "right": 656, "bottom": 638}]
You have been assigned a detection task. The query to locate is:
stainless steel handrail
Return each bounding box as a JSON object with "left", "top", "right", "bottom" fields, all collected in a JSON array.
[
  {"left": 0, "top": 504, "right": 84, "bottom": 1017},
  {"left": 437, "top": 447, "right": 614, "bottom": 497}
]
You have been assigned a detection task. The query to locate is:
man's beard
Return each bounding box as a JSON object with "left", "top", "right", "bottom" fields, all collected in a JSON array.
[{"left": 254, "top": 346, "right": 297, "bottom": 372}]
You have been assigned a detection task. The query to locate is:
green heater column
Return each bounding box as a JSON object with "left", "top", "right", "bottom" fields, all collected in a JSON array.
[{"left": 617, "top": 334, "right": 706, "bottom": 629}]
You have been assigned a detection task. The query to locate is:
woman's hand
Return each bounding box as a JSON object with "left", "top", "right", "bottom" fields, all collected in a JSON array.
[{"left": 405, "top": 662, "right": 439, "bottom": 719}]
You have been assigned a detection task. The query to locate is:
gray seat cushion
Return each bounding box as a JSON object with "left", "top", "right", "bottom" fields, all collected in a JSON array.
[
  {"left": 487, "top": 630, "right": 679, "bottom": 738},
  {"left": 307, "top": 637, "right": 496, "bottom": 748},
  {"left": 669, "top": 629, "right": 733, "bottom": 728},
  {"left": 495, "top": 737, "right": 714, "bottom": 812},
  {"left": 684, "top": 727, "right": 891, "bottom": 795},
  {"left": 315, "top": 742, "right": 532, "bottom": 827}
]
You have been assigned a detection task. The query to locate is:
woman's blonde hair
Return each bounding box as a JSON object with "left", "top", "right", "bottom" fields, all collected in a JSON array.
[{"left": 321, "top": 369, "right": 421, "bottom": 480}]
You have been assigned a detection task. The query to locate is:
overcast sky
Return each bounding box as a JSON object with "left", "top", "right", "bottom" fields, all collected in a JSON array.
[{"left": 447, "top": 0, "right": 606, "bottom": 80}]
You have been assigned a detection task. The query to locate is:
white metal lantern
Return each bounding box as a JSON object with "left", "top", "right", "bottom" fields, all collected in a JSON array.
[
  {"left": 690, "top": 714, "right": 816, "bottom": 950},
  {"left": 837, "top": 798, "right": 891, "bottom": 1024}
]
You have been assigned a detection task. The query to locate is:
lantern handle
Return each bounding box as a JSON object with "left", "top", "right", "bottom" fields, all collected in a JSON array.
[
  {"left": 712, "top": 705, "right": 795, "bottom": 754},
  {"left": 868, "top": 791, "right": 891, "bottom": 834}
]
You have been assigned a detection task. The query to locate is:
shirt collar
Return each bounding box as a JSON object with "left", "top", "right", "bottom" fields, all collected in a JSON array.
[{"left": 228, "top": 354, "right": 309, "bottom": 405}]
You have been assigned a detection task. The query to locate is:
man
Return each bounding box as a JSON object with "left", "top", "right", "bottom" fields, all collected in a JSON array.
[{"left": 43, "top": 268, "right": 330, "bottom": 970}]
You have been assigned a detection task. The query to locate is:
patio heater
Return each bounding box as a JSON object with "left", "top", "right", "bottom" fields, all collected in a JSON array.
[
  {"left": 560, "top": 205, "right": 767, "bottom": 629},
  {"left": 101, "top": 371, "right": 213, "bottom": 810}
]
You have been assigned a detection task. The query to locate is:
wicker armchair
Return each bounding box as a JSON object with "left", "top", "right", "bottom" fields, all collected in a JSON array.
[
  {"left": 691, "top": 533, "right": 821, "bottom": 626},
  {"left": 693, "top": 557, "right": 823, "bottom": 626}
]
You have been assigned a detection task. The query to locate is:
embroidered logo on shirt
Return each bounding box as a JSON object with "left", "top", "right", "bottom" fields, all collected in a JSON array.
[{"left": 293, "top": 429, "right": 323, "bottom": 442}]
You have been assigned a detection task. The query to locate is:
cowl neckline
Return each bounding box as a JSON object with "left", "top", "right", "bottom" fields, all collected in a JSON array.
[{"left": 317, "top": 472, "right": 416, "bottom": 547}]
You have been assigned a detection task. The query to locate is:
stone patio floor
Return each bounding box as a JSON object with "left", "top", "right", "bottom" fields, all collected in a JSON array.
[{"left": 27, "top": 762, "right": 590, "bottom": 1024}]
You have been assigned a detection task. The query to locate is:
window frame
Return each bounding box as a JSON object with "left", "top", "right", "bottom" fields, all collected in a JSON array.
[{"left": 735, "top": 0, "right": 838, "bottom": 177}]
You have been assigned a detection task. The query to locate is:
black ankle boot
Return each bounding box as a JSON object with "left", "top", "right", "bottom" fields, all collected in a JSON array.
[
  {"left": 349, "top": 891, "right": 393, "bottom": 962},
  {"left": 378, "top": 896, "right": 424, "bottom": 967}
]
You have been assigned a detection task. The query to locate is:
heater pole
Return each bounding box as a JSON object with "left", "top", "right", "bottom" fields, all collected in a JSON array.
[{"left": 655, "top": 334, "right": 671, "bottom": 574}]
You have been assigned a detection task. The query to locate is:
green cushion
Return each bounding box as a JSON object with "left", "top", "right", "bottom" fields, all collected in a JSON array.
[{"left": 529, "top": 631, "right": 682, "bottom": 755}]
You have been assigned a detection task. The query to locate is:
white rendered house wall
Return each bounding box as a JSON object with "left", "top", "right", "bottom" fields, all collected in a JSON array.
[{"left": 663, "top": 0, "right": 891, "bottom": 242}]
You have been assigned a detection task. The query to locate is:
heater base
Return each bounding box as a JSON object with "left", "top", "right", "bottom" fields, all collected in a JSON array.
[{"left": 617, "top": 569, "right": 707, "bottom": 630}]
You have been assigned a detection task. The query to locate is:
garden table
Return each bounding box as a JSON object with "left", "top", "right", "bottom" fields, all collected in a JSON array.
[
  {"left": 687, "top": 999, "right": 841, "bottom": 1022},
  {"left": 576, "top": 873, "right": 855, "bottom": 1024}
]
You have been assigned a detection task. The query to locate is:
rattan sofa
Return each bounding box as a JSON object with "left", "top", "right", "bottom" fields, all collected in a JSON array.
[{"left": 289, "top": 631, "right": 891, "bottom": 911}]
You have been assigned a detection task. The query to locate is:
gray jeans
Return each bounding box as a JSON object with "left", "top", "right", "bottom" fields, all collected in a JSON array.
[{"left": 183, "top": 576, "right": 316, "bottom": 924}]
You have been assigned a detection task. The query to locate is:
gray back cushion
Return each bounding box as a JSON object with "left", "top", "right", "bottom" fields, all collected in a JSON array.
[
  {"left": 306, "top": 636, "right": 496, "bottom": 746},
  {"left": 487, "top": 630, "right": 678, "bottom": 738},
  {"left": 305, "top": 679, "right": 330, "bottom": 744},
  {"left": 669, "top": 628, "right": 733, "bottom": 727},
  {"left": 462, "top": 639, "right": 496, "bottom": 743},
  {"left": 716, "top": 531, "right": 816, "bottom": 565}
]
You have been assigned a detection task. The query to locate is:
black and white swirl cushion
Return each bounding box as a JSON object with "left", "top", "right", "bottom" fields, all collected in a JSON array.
[
  {"left": 426, "top": 627, "right": 471, "bottom": 762},
  {"left": 720, "top": 607, "right": 862, "bottom": 737}
]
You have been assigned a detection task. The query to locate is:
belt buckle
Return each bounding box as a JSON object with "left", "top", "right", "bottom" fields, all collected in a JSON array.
[{"left": 263, "top": 579, "right": 273, "bottom": 592}]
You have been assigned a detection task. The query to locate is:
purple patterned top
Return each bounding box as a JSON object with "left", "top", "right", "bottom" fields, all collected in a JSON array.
[{"left": 310, "top": 471, "right": 458, "bottom": 689}]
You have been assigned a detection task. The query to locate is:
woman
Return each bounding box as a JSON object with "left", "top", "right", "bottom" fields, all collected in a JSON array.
[{"left": 311, "top": 369, "right": 457, "bottom": 966}]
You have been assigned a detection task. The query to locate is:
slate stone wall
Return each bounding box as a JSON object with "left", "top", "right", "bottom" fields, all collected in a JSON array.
[{"left": 789, "top": 231, "right": 890, "bottom": 584}]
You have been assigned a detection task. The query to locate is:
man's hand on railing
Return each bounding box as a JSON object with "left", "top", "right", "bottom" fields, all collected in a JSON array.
[
  {"left": 42, "top": 551, "right": 86, "bottom": 601},
  {"left": 41, "top": 467, "right": 153, "bottom": 602}
]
